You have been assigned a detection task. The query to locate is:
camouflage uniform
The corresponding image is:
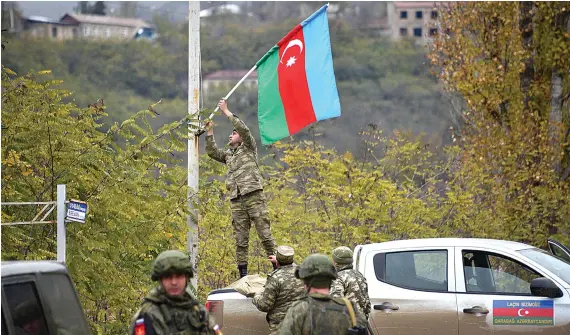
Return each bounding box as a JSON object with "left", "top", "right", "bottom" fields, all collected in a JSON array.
[
  {"left": 206, "top": 115, "right": 276, "bottom": 268},
  {"left": 129, "top": 250, "right": 221, "bottom": 335},
  {"left": 252, "top": 246, "right": 306, "bottom": 334},
  {"left": 330, "top": 246, "right": 372, "bottom": 319},
  {"left": 278, "top": 254, "right": 368, "bottom": 335}
]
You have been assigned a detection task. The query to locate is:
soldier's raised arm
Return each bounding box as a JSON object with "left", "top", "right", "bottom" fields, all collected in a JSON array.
[
  {"left": 205, "top": 121, "right": 228, "bottom": 163},
  {"left": 219, "top": 99, "right": 256, "bottom": 151}
]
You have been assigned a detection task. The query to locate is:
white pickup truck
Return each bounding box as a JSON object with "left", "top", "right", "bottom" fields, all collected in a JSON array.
[{"left": 206, "top": 238, "right": 570, "bottom": 335}]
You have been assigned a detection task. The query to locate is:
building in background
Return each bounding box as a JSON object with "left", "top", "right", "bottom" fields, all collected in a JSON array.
[
  {"left": 387, "top": 1, "right": 441, "bottom": 43},
  {"left": 21, "top": 12, "right": 154, "bottom": 41},
  {"left": 25, "top": 16, "right": 77, "bottom": 40},
  {"left": 59, "top": 13, "right": 153, "bottom": 40},
  {"left": 203, "top": 70, "right": 258, "bottom": 93},
  {"left": 202, "top": 70, "right": 258, "bottom": 103}
]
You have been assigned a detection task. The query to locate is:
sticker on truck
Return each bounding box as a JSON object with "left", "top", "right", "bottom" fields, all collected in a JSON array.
[{"left": 493, "top": 300, "right": 554, "bottom": 326}]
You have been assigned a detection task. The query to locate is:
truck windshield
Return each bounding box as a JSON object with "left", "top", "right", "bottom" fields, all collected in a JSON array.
[{"left": 519, "top": 248, "right": 570, "bottom": 286}]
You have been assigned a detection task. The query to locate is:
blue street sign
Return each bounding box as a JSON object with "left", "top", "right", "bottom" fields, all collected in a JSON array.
[{"left": 66, "top": 199, "right": 88, "bottom": 223}]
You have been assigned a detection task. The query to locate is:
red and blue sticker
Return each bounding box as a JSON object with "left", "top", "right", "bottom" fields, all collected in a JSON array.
[
  {"left": 134, "top": 318, "right": 145, "bottom": 335},
  {"left": 493, "top": 300, "right": 554, "bottom": 326}
]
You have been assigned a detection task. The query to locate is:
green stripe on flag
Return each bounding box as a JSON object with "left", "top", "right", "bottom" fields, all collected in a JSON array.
[{"left": 257, "top": 46, "right": 288, "bottom": 145}]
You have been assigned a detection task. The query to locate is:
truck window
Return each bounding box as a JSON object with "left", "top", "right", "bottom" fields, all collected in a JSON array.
[
  {"left": 373, "top": 250, "right": 448, "bottom": 291},
  {"left": 463, "top": 250, "right": 541, "bottom": 294},
  {"left": 40, "top": 273, "right": 90, "bottom": 335},
  {"left": 4, "top": 281, "right": 50, "bottom": 335},
  {"left": 2, "top": 311, "right": 11, "bottom": 335}
]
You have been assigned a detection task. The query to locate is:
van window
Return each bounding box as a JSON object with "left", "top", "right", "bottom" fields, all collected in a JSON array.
[
  {"left": 4, "top": 281, "right": 50, "bottom": 335},
  {"left": 40, "top": 274, "right": 90, "bottom": 334},
  {"left": 374, "top": 250, "right": 448, "bottom": 291}
]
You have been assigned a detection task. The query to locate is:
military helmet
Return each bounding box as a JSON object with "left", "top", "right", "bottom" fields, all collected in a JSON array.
[
  {"left": 295, "top": 253, "right": 337, "bottom": 280},
  {"left": 332, "top": 246, "right": 353, "bottom": 265},
  {"left": 13, "top": 300, "right": 42, "bottom": 327},
  {"left": 151, "top": 250, "right": 194, "bottom": 281},
  {"left": 276, "top": 245, "right": 295, "bottom": 265}
]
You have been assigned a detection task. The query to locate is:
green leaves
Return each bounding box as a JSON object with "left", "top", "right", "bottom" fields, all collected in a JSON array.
[{"left": 1, "top": 68, "right": 190, "bottom": 334}]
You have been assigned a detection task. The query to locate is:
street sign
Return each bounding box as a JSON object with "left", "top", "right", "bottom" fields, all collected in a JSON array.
[{"left": 66, "top": 199, "right": 88, "bottom": 223}]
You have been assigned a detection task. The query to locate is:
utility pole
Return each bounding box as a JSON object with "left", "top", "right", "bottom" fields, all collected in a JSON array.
[{"left": 187, "top": 0, "right": 200, "bottom": 291}]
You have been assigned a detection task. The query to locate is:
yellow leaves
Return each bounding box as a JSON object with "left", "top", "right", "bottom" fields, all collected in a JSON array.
[
  {"left": 2, "top": 67, "right": 17, "bottom": 76},
  {"left": 37, "top": 70, "right": 52, "bottom": 75},
  {"left": 3, "top": 150, "right": 21, "bottom": 166}
]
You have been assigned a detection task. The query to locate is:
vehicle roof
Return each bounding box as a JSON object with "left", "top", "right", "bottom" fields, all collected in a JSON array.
[
  {"left": 1, "top": 261, "right": 68, "bottom": 277},
  {"left": 358, "top": 238, "right": 536, "bottom": 252}
]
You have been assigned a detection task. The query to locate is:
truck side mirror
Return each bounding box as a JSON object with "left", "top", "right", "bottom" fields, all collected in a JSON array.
[{"left": 530, "top": 277, "right": 563, "bottom": 298}]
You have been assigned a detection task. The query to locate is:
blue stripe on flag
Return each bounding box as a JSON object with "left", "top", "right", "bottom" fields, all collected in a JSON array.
[
  {"left": 492, "top": 300, "right": 554, "bottom": 309},
  {"left": 301, "top": 5, "right": 341, "bottom": 121}
]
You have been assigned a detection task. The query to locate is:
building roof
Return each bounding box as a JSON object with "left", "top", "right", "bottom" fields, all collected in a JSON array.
[
  {"left": 394, "top": 1, "right": 442, "bottom": 9},
  {"left": 27, "top": 15, "right": 77, "bottom": 26},
  {"left": 60, "top": 13, "right": 151, "bottom": 28},
  {"left": 204, "top": 70, "right": 258, "bottom": 81}
]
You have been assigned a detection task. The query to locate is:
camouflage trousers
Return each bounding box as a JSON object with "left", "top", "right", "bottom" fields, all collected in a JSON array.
[{"left": 230, "top": 189, "right": 276, "bottom": 265}]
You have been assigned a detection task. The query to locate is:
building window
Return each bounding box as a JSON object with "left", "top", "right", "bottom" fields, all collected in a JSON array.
[
  {"left": 122, "top": 28, "right": 129, "bottom": 37},
  {"left": 105, "top": 27, "right": 111, "bottom": 38},
  {"left": 52, "top": 27, "right": 58, "bottom": 38},
  {"left": 431, "top": 10, "right": 438, "bottom": 19},
  {"left": 400, "top": 11, "right": 408, "bottom": 19},
  {"left": 84, "top": 27, "right": 91, "bottom": 36},
  {"left": 429, "top": 28, "right": 438, "bottom": 36},
  {"left": 416, "top": 11, "right": 423, "bottom": 19},
  {"left": 399, "top": 27, "right": 408, "bottom": 36},
  {"left": 73, "top": 28, "right": 78, "bottom": 38},
  {"left": 413, "top": 28, "right": 422, "bottom": 37}
]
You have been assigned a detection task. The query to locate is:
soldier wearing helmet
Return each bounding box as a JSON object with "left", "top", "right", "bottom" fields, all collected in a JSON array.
[
  {"left": 129, "top": 250, "right": 222, "bottom": 335},
  {"left": 330, "top": 246, "right": 372, "bottom": 319},
  {"left": 13, "top": 300, "right": 48, "bottom": 335},
  {"left": 278, "top": 254, "right": 368, "bottom": 335},
  {"left": 252, "top": 246, "right": 305, "bottom": 334}
]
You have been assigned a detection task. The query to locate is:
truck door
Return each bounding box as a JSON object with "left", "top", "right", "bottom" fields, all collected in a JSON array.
[
  {"left": 547, "top": 239, "right": 570, "bottom": 263},
  {"left": 365, "top": 247, "right": 458, "bottom": 335},
  {"left": 454, "top": 247, "right": 570, "bottom": 335}
]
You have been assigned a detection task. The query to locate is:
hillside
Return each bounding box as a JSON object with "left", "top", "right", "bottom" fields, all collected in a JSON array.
[{"left": 1, "top": 10, "right": 454, "bottom": 157}]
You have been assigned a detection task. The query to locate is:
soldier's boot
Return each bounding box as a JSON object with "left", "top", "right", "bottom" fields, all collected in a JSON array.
[{"left": 238, "top": 263, "right": 248, "bottom": 278}]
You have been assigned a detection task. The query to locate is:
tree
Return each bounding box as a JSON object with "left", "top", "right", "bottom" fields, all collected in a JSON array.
[
  {"left": 1, "top": 67, "right": 193, "bottom": 334},
  {"left": 76, "top": 1, "right": 106, "bottom": 15},
  {"left": 429, "top": 2, "right": 570, "bottom": 245},
  {"left": 91, "top": 1, "right": 106, "bottom": 16}
]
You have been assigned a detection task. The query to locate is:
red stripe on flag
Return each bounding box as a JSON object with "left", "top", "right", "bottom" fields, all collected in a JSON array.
[
  {"left": 494, "top": 308, "right": 554, "bottom": 318},
  {"left": 277, "top": 26, "right": 316, "bottom": 135}
]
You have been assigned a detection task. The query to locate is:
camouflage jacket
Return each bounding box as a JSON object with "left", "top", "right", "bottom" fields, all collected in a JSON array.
[
  {"left": 278, "top": 292, "right": 368, "bottom": 335},
  {"left": 129, "top": 287, "right": 218, "bottom": 335},
  {"left": 330, "top": 264, "right": 372, "bottom": 318},
  {"left": 252, "top": 264, "right": 306, "bottom": 333},
  {"left": 206, "top": 115, "right": 264, "bottom": 200}
]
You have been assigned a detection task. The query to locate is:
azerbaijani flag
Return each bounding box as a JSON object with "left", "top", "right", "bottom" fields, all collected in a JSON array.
[
  {"left": 256, "top": 4, "right": 341, "bottom": 145},
  {"left": 493, "top": 300, "right": 554, "bottom": 326}
]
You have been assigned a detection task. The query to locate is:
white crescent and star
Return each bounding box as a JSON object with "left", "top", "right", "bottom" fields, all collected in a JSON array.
[
  {"left": 517, "top": 308, "right": 530, "bottom": 317},
  {"left": 280, "top": 39, "right": 304, "bottom": 67}
]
